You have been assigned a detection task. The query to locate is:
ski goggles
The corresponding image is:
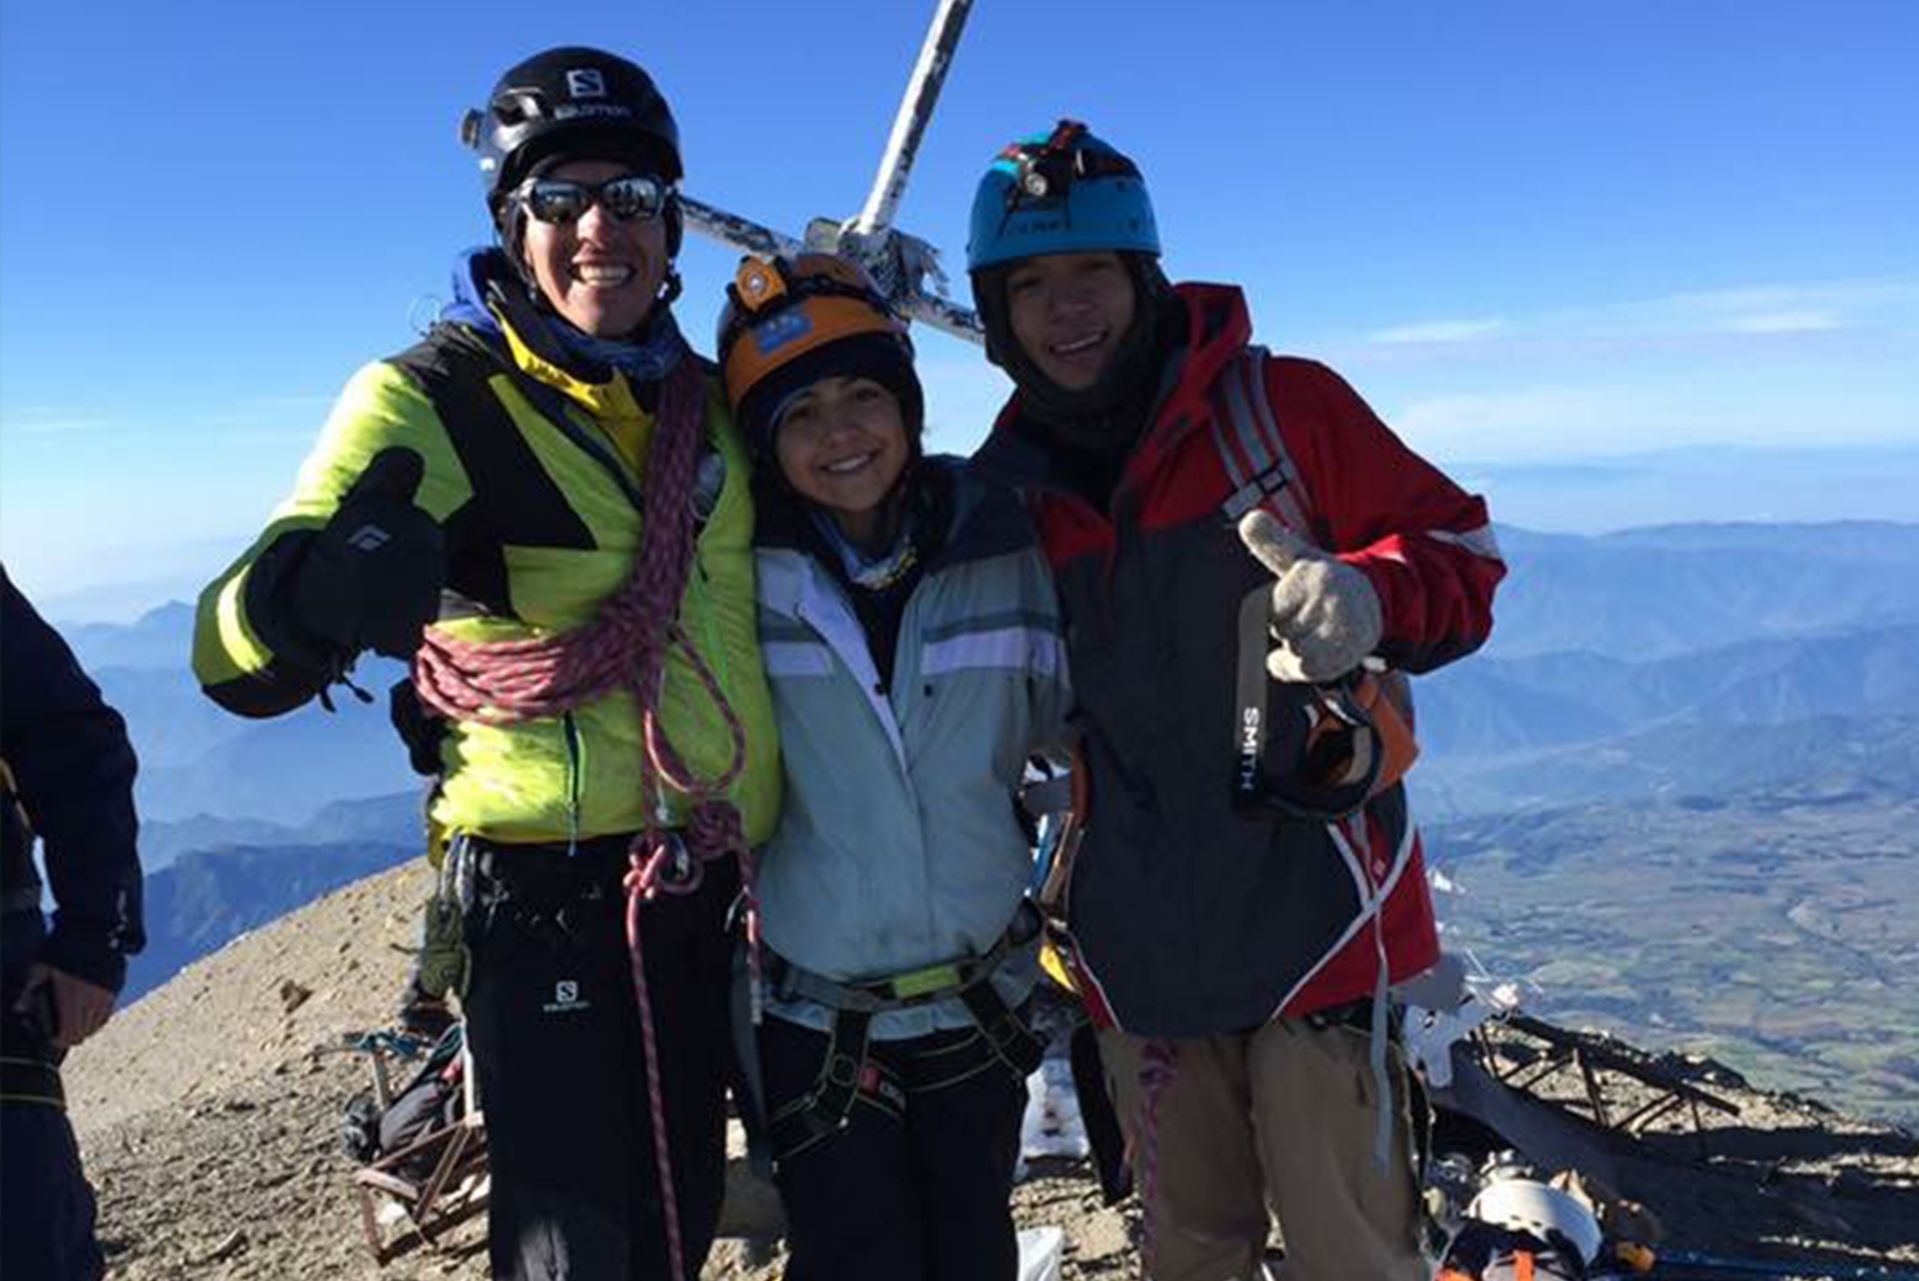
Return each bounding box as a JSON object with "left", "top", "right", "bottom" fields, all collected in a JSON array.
[
  {"left": 1231, "top": 586, "right": 1391, "bottom": 822},
  {"left": 514, "top": 174, "right": 671, "bottom": 226}
]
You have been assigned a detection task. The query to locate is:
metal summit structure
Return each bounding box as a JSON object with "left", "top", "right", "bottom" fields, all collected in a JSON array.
[{"left": 680, "top": 0, "right": 986, "bottom": 343}]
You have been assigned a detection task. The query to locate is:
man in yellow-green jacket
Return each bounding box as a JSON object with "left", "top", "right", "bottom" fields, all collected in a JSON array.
[{"left": 192, "top": 46, "right": 777, "bottom": 1281}]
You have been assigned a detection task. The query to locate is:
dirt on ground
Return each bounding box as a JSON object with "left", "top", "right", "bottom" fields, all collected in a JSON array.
[{"left": 65, "top": 861, "right": 1918, "bottom": 1279}]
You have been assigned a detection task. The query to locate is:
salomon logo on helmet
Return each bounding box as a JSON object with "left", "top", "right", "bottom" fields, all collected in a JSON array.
[
  {"left": 564, "top": 68, "right": 607, "bottom": 99},
  {"left": 466, "top": 45, "right": 685, "bottom": 213}
]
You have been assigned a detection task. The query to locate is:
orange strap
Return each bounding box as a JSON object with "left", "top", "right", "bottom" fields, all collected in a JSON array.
[{"left": 1354, "top": 671, "right": 1419, "bottom": 795}]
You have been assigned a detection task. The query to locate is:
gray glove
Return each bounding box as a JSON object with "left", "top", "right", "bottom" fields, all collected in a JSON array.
[{"left": 1237, "top": 510, "right": 1382, "bottom": 684}]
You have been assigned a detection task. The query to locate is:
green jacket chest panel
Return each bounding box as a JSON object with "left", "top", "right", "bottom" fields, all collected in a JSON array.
[
  {"left": 391, "top": 337, "right": 599, "bottom": 616},
  {"left": 390, "top": 335, "right": 748, "bottom": 630}
]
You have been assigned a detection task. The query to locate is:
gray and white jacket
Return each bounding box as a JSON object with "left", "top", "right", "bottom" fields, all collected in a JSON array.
[{"left": 752, "top": 460, "right": 1071, "bottom": 1040}]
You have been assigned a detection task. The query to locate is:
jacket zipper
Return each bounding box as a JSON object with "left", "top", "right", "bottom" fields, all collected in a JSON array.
[{"left": 562, "top": 711, "right": 584, "bottom": 856}]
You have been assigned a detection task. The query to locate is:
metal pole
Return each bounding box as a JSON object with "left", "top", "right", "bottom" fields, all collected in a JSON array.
[
  {"left": 678, "top": 0, "right": 987, "bottom": 344},
  {"left": 680, "top": 197, "right": 804, "bottom": 260},
  {"left": 851, "top": 0, "right": 976, "bottom": 236},
  {"left": 902, "top": 292, "right": 984, "bottom": 343}
]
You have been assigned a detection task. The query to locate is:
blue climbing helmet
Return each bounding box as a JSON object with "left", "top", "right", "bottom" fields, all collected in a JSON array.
[
  {"left": 966, "top": 122, "right": 1175, "bottom": 425},
  {"left": 965, "top": 120, "right": 1160, "bottom": 273}
]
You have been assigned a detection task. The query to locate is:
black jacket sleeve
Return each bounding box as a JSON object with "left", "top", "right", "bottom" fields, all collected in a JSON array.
[{"left": 0, "top": 566, "right": 146, "bottom": 992}]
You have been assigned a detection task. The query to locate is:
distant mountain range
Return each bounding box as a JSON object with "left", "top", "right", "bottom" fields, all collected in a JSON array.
[
  {"left": 40, "top": 519, "right": 1919, "bottom": 1054},
  {"left": 1406, "top": 520, "right": 1919, "bottom": 821},
  {"left": 128, "top": 846, "right": 418, "bottom": 1002},
  {"left": 1484, "top": 521, "right": 1919, "bottom": 660},
  {"left": 54, "top": 610, "right": 419, "bottom": 1002},
  {"left": 1416, "top": 625, "right": 1919, "bottom": 760},
  {"left": 59, "top": 600, "right": 199, "bottom": 670},
  {"left": 124, "top": 793, "right": 423, "bottom": 1000},
  {"left": 1413, "top": 714, "right": 1919, "bottom": 819},
  {"left": 141, "top": 791, "right": 423, "bottom": 869},
  {"left": 61, "top": 603, "right": 415, "bottom": 829}
]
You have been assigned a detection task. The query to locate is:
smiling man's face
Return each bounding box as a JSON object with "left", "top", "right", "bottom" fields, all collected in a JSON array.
[
  {"left": 1004, "top": 251, "right": 1138, "bottom": 392},
  {"left": 519, "top": 158, "right": 669, "bottom": 338}
]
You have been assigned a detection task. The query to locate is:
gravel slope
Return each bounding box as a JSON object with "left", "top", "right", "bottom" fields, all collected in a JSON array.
[{"left": 66, "top": 861, "right": 1917, "bottom": 1278}]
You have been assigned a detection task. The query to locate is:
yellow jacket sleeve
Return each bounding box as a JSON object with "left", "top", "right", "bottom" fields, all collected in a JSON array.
[{"left": 192, "top": 361, "right": 474, "bottom": 717}]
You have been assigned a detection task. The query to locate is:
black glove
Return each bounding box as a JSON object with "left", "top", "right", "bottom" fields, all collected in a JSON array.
[
  {"left": 288, "top": 448, "right": 445, "bottom": 661},
  {"left": 389, "top": 678, "right": 449, "bottom": 776}
]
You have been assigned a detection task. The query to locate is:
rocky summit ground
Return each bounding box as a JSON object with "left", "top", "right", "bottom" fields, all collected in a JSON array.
[
  {"left": 65, "top": 862, "right": 1134, "bottom": 1280},
  {"left": 66, "top": 861, "right": 1919, "bottom": 1279}
]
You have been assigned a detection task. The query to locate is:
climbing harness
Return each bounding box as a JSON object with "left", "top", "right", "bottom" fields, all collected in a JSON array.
[{"left": 760, "top": 901, "right": 1046, "bottom": 1165}]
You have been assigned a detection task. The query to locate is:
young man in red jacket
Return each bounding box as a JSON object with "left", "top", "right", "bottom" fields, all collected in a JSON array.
[{"left": 968, "top": 122, "right": 1506, "bottom": 1281}]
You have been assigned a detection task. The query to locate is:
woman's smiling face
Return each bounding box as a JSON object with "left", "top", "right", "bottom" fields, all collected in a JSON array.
[{"left": 773, "top": 375, "right": 910, "bottom": 544}]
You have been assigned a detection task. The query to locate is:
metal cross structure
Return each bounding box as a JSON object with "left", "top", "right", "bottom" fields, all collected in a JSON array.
[{"left": 680, "top": 0, "right": 986, "bottom": 344}]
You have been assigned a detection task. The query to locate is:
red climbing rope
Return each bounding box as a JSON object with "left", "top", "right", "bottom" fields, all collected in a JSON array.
[{"left": 412, "top": 353, "right": 745, "bottom": 1279}]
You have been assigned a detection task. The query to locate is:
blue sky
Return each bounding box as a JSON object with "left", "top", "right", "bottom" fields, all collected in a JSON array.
[{"left": 3, "top": 0, "right": 1915, "bottom": 616}]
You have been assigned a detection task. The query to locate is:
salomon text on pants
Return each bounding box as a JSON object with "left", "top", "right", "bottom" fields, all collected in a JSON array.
[{"left": 460, "top": 838, "right": 736, "bottom": 1281}]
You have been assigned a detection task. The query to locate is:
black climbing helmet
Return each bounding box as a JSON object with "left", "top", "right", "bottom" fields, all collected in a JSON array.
[{"left": 461, "top": 47, "right": 683, "bottom": 226}]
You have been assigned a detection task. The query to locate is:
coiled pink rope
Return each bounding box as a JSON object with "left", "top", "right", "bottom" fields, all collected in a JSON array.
[{"left": 412, "top": 354, "right": 746, "bottom": 1279}]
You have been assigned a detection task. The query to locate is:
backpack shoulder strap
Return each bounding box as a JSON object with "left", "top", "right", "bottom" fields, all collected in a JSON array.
[
  {"left": 1208, "top": 345, "right": 1317, "bottom": 537},
  {"left": 1212, "top": 347, "right": 1422, "bottom": 782}
]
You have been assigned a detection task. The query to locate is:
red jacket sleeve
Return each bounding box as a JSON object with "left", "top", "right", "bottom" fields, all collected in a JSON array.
[{"left": 1269, "top": 357, "right": 1505, "bottom": 673}]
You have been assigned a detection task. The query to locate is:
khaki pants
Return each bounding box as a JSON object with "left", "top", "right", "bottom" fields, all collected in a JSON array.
[{"left": 1100, "top": 1020, "right": 1425, "bottom": 1281}]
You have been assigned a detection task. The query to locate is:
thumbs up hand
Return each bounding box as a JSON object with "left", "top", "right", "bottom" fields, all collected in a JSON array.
[
  {"left": 289, "top": 448, "right": 446, "bottom": 662},
  {"left": 1237, "top": 510, "right": 1381, "bottom": 684}
]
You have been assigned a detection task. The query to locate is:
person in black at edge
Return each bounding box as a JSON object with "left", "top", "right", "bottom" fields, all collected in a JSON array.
[{"left": 1, "top": 565, "right": 146, "bottom": 1280}]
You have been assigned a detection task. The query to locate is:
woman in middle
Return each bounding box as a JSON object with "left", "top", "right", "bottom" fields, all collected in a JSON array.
[{"left": 718, "top": 253, "right": 1070, "bottom": 1281}]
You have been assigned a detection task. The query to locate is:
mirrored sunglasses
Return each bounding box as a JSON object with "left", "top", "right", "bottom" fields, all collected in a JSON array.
[{"left": 517, "top": 174, "right": 670, "bottom": 226}]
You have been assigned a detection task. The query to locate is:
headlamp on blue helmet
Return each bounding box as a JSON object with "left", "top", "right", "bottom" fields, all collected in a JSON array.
[
  {"left": 966, "top": 121, "right": 1160, "bottom": 273},
  {"left": 967, "top": 122, "right": 1177, "bottom": 430}
]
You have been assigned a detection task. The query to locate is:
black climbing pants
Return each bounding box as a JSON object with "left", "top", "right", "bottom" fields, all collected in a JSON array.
[
  {"left": 460, "top": 838, "right": 737, "bottom": 1281},
  {"left": 759, "top": 1013, "right": 1027, "bottom": 1281}
]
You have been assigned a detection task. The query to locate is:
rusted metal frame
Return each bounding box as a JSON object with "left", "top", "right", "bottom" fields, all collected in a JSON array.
[
  {"left": 1619, "top": 1091, "right": 1687, "bottom": 1134},
  {"left": 1504, "top": 1014, "right": 1739, "bottom": 1118},
  {"left": 1574, "top": 1048, "right": 1613, "bottom": 1127},
  {"left": 1504, "top": 1044, "right": 1575, "bottom": 1092},
  {"left": 352, "top": 1119, "right": 490, "bottom": 1260}
]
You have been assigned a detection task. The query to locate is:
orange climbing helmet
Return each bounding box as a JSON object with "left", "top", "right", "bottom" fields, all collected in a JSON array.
[{"left": 716, "top": 253, "right": 921, "bottom": 454}]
